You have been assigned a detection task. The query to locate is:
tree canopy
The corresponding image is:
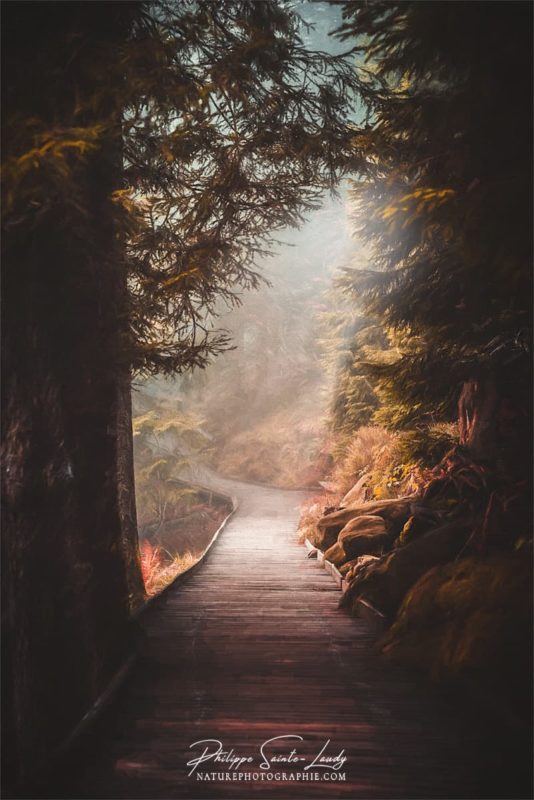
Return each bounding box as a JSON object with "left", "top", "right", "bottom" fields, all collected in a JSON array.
[
  {"left": 329, "top": 1, "right": 531, "bottom": 448},
  {"left": 4, "top": 0, "right": 365, "bottom": 376}
]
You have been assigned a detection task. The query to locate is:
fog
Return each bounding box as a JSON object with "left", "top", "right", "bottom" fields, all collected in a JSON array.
[
  {"left": 134, "top": 191, "right": 354, "bottom": 482},
  {"left": 132, "top": 2, "right": 359, "bottom": 492}
]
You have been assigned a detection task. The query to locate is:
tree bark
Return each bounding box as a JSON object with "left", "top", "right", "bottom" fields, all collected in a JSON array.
[
  {"left": 458, "top": 377, "right": 499, "bottom": 461},
  {"left": 1, "top": 3, "right": 144, "bottom": 790},
  {"left": 458, "top": 374, "right": 531, "bottom": 479}
]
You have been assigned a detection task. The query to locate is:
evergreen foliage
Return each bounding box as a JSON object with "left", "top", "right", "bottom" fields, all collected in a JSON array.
[
  {"left": 333, "top": 1, "right": 532, "bottom": 438},
  {"left": 4, "top": 0, "right": 363, "bottom": 376},
  {"left": 318, "top": 273, "right": 382, "bottom": 445}
]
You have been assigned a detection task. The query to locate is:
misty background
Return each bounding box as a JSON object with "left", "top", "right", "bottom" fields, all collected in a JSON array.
[{"left": 132, "top": 2, "right": 358, "bottom": 500}]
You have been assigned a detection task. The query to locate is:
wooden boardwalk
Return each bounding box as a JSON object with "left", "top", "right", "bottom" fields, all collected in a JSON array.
[{"left": 50, "top": 478, "right": 528, "bottom": 799}]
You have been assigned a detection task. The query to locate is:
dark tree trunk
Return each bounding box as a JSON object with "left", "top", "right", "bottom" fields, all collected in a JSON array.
[
  {"left": 458, "top": 377, "right": 499, "bottom": 461},
  {"left": 458, "top": 374, "right": 531, "bottom": 479},
  {"left": 1, "top": 2, "right": 144, "bottom": 790}
]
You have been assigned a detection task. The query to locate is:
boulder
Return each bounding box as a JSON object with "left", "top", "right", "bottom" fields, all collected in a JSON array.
[
  {"left": 314, "top": 523, "right": 344, "bottom": 551},
  {"left": 379, "top": 554, "right": 532, "bottom": 724},
  {"left": 340, "top": 520, "right": 472, "bottom": 617},
  {"left": 396, "top": 514, "right": 431, "bottom": 547},
  {"left": 338, "top": 514, "right": 387, "bottom": 539},
  {"left": 339, "top": 558, "right": 361, "bottom": 577},
  {"left": 343, "top": 530, "right": 390, "bottom": 560},
  {"left": 323, "top": 540, "right": 347, "bottom": 567},
  {"left": 338, "top": 513, "right": 391, "bottom": 559},
  {"left": 394, "top": 504, "right": 446, "bottom": 548},
  {"left": 318, "top": 496, "right": 414, "bottom": 537},
  {"left": 345, "top": 555, "right": 380, "bottom": 583}
]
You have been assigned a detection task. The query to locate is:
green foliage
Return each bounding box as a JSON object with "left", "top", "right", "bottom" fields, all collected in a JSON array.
[
  {"left": 133, "top": 407, "right": 208, "bottom": 452},
  {"left": 132, "top": 392, "right": 208, "bottom": 526},
  {"left": 3, "top": 1, "right": 364, "bottom": 377},
  {"left": 331, "top": 1, "right": 531, "bottom": 434},
  {"left": 381, "top": 554, "right": 532, "bottom": 721},
  {"left": 318, "top": 267, "right": 384, "bottom": 444},
  {"left": 396, "top": 425, "right": 458, "bottom": 468}
]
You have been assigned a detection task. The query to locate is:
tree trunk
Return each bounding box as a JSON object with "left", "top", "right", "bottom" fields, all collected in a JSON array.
[
  {"left": 1, "top": 3, "right": 144, "bottom": 790},
  {"left": 458, "top": 377, "right": 499, "bottom": 461},
  {"left": 458, "top": 374, "right": 531, "bottom": 479}
]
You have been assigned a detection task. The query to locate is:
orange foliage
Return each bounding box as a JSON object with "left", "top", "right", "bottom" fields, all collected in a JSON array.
[{"left": 140, "top": 540, "right": 164, "bottom": 595}]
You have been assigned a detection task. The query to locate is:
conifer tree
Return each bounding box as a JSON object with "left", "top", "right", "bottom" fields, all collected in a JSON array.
[
  {"left": 2, "top": 1, "right": 360, "bottom": 786},
  {"left": 334, "top": 0, "right": 532, "bottom": 473},
  {"left": 319, "top": 279, "right": 381, "bottom": 446},
  {"left": 5, "top": 0, "right": 363, "bottom": 374}
]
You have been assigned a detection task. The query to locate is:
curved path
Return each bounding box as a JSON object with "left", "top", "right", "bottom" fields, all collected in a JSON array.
[{"left": 53, "top": 477, "right": 522, "bottom": 799}]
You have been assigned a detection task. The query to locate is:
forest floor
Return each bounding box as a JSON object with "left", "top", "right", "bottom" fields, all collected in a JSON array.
[
  {"left": 44, "top": 475, "right": 531, "bottom": 800},
  {"left": 140, "top": 500, "right": 230, "bottom": 598}
]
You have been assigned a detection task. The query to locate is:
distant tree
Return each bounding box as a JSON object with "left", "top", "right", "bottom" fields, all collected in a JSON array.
[
  {"left": 318, "top": 272, "right": 382, "bottom": 448},
  {"left": 136, "top": 457, "right": 188, "bottom": 530},
  {"left": 132, "top": 407, "right": 208, "bottom": 527},
  {"left": 179, "top": 193, "right": 355, "bottom": 458},
  {"left": 335, "top": 1, "right": 532, "bottom": 473}
]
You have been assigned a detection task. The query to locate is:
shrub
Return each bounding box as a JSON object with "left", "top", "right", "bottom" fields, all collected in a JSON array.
[
  {"left": 147, "top": 551, "right": 197, "bottom": 596},
  {"left": 297, "top": 492, "right": 342, "bottom": 545},
  {"left": 380, "top": 554, "right": 532, "bottom": 721},
  {"left": 140, "top": 539, "right": 198, "bottom": 597},
  {"left": 396, "top": 423, "right": 458, "bottom": 467},
  {"left": 331, "top": 426, "right": 394, "bottom": 496},
  {"left": 140, "top": 540, "right": 164, "bottom": 596}
]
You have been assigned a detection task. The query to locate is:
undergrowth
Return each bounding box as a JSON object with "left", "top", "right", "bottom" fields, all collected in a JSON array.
[
  {"left": 213, "top": 406, "right": 329, "bottom": 489},
  {"left": 140, "top": 540, "right": 197, "bottom": 597},
  {"left": 298, "top": 423, "right": 458, "bottom": 543},
  {"left": 297, "top": 492, "right": 342, "bottom": 545}
]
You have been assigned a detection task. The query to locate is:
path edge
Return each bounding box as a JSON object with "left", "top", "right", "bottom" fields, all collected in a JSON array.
[
  {"left": 20, "top": 486, "right": 238, "bottom": 799},
  {"left": 138, "top": 490, "right": 239, "bottom": 615}
]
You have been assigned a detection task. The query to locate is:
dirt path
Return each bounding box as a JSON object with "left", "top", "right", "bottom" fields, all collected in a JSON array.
[{"left": 51, "top": 477, "right": 524, "bottom": 799}]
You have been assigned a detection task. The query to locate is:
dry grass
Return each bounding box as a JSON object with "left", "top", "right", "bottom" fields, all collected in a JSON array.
[
  {"left": 331, "top": 426, "right": 394, "bottom": 496},
  {"left": 330, "top": 425, "right": 446, "bottom": 501},
  {"left": 367, "top": 437, "right": 427, "bottom": 499},
  {"left": 297, "top": 424, "right": 446, "bottom": 545},
  {"left": 140, "top": 539, "right": 198, "bottom": 597},
  {"left": 140, "top": 499, "right": 229, "bottom": 598},
  {"left": 147, "top": 551, "right": 197, "bottom": 596},
  {"left": 140, "top": 540, "right": 163, "bottom": 595},
  {"left": 297, "top": 427, "right": 403, "bottom": 548},
  {"left": 297, "top": 492, "right": 342, "bottom": 545}
]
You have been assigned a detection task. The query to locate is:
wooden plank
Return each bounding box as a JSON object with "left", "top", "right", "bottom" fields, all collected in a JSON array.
[
  {"left": 324, "top": 559, "right": 343, "bottom": 588},
  {"left": 48, "top": 475, "right": 526, "bottom": 800}
]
